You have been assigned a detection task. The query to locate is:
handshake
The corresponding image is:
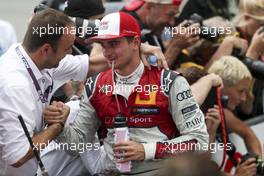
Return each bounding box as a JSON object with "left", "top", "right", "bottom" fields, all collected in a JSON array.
[{"left": 43, "top": 101, "right": 70, "bottom": 131}]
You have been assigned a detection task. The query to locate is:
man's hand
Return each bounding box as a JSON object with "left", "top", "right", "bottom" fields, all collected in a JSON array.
[
  {"left": 169, "top": 21, "right": 200, "bottom": 50},
  {"left": 218, "top": 35, "right": 248, "bottom": 55},
  {"left": 113, "top": 141, "right": 145, "bottom": 162},
  {"left": 205, "top": 105, "right": 221, "bottom": 138},
  {"left": 207, "top": 73, "right": 224, "bottom": 89},
  {"left": 235, "top": 158, "right": 257, "bottom": 176},
  {"left": 140, "top": 43, "right": 168, "bottom": 70},
  {"left": 43, "top": 101, "right": 70, "bottom": 126},
  {"left": 205, "top": 36, "right": 248, "bottom": 70},
  {"left": 246, "top": 27, "right": 264, "bottom": 59},
  {"left": 230, "top": 36, "right": 248, "bottom": 55},
  {"left": 165, "top": 21, "right": 200, "bottom": 68}
]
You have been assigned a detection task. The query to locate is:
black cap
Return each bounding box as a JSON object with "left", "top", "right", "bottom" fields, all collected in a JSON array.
[{"left": 64, "top": 0, "right": 105, "bottom": 19}]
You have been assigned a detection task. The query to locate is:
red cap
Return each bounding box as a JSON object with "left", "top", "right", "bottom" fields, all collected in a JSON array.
[{"left": 90, "top": 12, "right": 141, "bottom": 41}]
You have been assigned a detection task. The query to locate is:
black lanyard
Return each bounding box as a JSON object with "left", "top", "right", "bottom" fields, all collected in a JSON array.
[{"left": 15, "top": 46, "right": 53, "bottom": 103}]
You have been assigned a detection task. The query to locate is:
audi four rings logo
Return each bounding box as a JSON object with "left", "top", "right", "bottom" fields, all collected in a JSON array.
[{"left": 177, "top": 89, "right": 192, "bottom": 101}]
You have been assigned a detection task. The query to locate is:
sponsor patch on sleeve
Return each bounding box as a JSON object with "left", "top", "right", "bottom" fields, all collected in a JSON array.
[
  {"left": 181, "top": 104, "right": 198, "bottom": 119},
  {"left": 185, "top": 115, "right": 203, "bottom": 129},
  {"left": 176, "top": 89, "right": 192, "bottom": 101}
]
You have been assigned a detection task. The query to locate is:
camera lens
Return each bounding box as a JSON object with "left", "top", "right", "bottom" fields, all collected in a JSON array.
[
  {"left": 257, "top": 160, "right": 264, "bottom": 174},
  {"left": 241, "top": 153, "right": 264, "bottom": 175}
]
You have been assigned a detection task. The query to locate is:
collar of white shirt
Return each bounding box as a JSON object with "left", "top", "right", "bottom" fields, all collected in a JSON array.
[{"left": 18, "top": 44, "right": 44, "bottom": 81}]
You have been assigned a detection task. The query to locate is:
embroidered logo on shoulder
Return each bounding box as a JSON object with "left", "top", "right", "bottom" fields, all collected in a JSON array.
[
  {"left": 86, "top": 77, "right": 94, "bottom": 90},
  {"left": 164, "top": 72, "right": 173, "bottom": 92},
  {"left": 176, "top": 89, "right": 192, "bottom": 101}
]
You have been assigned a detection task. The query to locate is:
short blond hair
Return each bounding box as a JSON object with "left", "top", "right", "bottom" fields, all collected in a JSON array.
[
  {"left": 208, "top": 56, "right": 252, "bottom": 86},
  {"left": 239, "top": 0, "right": 264, "bottom": 21}
]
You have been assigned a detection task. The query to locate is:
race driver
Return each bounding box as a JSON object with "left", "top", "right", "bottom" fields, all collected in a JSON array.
[{"left": 44, "top": 12, "right": 209, "bottom": 176}]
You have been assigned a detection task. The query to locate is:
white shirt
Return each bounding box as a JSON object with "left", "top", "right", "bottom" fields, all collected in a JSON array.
[{"left": 0, "top": 43, "right": 89, "bottom": 176}]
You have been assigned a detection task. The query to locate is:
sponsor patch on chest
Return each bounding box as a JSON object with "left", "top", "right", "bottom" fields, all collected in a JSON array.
[{"left": 130, "top": 106, "right": 160, "bottom": 115}]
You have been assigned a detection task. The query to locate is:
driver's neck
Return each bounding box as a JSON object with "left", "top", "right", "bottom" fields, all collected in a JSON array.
[{"left": 115, "top": 58, "right": 141, "bottom": 76}]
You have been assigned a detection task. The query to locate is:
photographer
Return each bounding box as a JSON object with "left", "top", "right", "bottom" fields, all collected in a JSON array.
[
  {"left": 205, "top": 0, "right": 264, "bottom": 118},
  {"left": 203, "top": 0, "right": 264, "bottom": 70},
  {"left": 174, "top": 3, "right": 264, "bottom": 118},
  {"left": 208, "top": 56, "right": 262, "bottom": 175},
  {"left": 233, "top": 0, "right": 264, "bottom": 118},
  {"left": 236, "top": 0, "right": 264, "bottom": 60},
  {"left": 169, "top": 15, "right": 238, "bottom": 70},
  {"left": 179, "top": 59, "right": 262, "bottom": 175},
  {"left": 122, "top": 0, "right": 201, "bottom": 69}
]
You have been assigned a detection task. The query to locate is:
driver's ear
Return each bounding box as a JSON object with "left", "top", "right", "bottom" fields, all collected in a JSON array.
[{"left": 133, "top": 36, "right": 141, "bottom": 50}]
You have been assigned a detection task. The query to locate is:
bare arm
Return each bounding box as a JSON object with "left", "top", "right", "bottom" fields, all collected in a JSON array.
[
  {"left": 87, "top": 53, "right": 108, "bottom": 77},
  {"left": 224, "top": 109, "right": 262, "bottom": 157},
  {"left": 191, "top": 73, "right": 223, "bottom": 106},
  {"left": 205, "top": 36, "right": 248, "bottom": 70},
  {"left": 165, "top": 42, "right": 182, "bottom": 69},
  {"left": 165, "top": 22, "right": 200, "bottom": 69},
  {"left": 12, "top": 124, "right": 63, "bottom": 167},
  {"left": 12, "top": 102, "right": 70, "bottom": 167},
  {"left": 246, "top": 27, "right": 264, "bottom": 60},
  {"left": 205, "top": 106, "right": 221, "bottom": 145}
]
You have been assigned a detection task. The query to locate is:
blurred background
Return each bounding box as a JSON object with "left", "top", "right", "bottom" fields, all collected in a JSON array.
[{"left": 0, "top": 0, "right": 41, "bottom": 41}]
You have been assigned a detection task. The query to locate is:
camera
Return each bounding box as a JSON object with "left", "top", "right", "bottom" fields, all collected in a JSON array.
[
  {"left": 241, "top": 153, "right": 264, "bottom": 175},
  {"left": 200, "top": 87, "right": 229, "bottom": 113},
  {"left": 232, "top": 48, "right": 264, "bottom": 80},
  {"left": 186, "top": 13, "right": 220, "bottom": 43}
]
